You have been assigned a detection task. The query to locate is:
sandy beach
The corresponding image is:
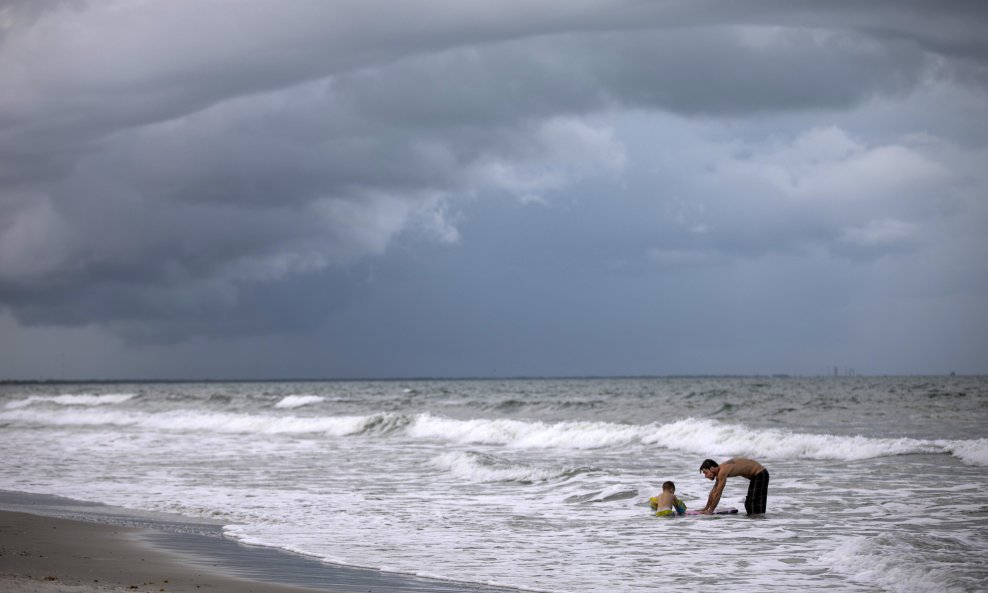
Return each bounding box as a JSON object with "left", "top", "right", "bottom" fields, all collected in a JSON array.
[
  {"left": 0, "top": 510, "right": 339, "bottom": 593},
  {"left": 0, "top": 490, "right": 516, "bottom": 593}
]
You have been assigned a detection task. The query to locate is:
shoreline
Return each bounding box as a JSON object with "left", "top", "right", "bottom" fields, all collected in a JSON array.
[
  {"left": 0, "top": 491, "right": 516, "bottom": 593},
  {"left": 0, "top": 510, "right": 334, "bottom": 593}
]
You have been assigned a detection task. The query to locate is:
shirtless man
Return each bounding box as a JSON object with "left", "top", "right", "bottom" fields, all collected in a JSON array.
[{"left": 699, "top": 458, "right": 769, "bottom": 515}]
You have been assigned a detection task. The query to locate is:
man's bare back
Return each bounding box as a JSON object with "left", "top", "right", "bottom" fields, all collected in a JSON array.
[{"left": 718, "top": 458, "right": 765, "bottom": 479}]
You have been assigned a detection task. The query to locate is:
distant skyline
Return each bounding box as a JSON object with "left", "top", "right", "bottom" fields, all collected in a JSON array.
[{"left": 2, "top": 1, "right": 987, "bottom": 380}]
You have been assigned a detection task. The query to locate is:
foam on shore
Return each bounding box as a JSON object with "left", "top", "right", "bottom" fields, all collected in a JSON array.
[{"left": 0, "top": 490, "right": 521, "bottom": 593}]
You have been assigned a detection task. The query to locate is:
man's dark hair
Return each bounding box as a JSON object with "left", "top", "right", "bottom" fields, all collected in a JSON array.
[
  {"left": 699, "top": 459, "right": 719, "bottom": 472},
  {"left": 662, "top": 481, "right": 675, "bottom": 491}
]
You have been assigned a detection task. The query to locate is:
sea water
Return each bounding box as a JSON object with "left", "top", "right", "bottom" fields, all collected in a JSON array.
[{"left": 1, "top": 377, "right": 986, "bottom": 593}]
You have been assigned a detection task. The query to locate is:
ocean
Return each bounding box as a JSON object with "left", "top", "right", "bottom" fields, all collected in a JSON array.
[{"left": 1, "top": 376, "right": 986, "bottom": 593}]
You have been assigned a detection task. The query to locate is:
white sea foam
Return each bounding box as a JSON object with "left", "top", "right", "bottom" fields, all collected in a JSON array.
[
  {"left": 3, "top": 406, "right": 986, "bottom": 467},
  {"left": 818, "top": 533, "right": 977, "bottom": 593},
  {"left": 407, "top": 413, "right": 643, "bottom": 449},
  {"left": 273, "top": 395, "right": 326, "bottom": 409},
  {"left": 411, "top": 414, "right": 988, "bottom": 466},
  {"left": 0, "top": 408, "right": 392, "bottom": 436},
  {"left": 643, "top": 418, "right": 951, "bottom": 461},
  {"left": 4, "top": 393, "right": 136, "bottom": 409},
  {"left": 945, "top": 438, "right": 988, "bottom": 467},
  {"left": 431, "top": 451, "right": 561, "bottom": 483}
]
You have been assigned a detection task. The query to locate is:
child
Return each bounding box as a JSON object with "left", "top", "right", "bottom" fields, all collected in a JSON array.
[{"left": 649, "top": 481, "right": 687, "bottom": 517}]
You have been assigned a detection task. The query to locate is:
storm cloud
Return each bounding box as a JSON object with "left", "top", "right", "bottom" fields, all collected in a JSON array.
[{"left": 1, "top": 0, "right": 986, "bottom": 377}]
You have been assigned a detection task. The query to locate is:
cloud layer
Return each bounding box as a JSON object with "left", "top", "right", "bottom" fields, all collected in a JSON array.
[{"left": 1, "top": 0, "right": 986, "bottom": 375}]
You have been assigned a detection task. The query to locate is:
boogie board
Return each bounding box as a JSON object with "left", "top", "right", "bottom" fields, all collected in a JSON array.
[{"left": 685, "top": 508, "right": 738, "bottom": 515}]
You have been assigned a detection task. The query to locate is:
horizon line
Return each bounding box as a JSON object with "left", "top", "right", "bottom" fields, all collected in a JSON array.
[{"left": 0, "top": 372, "right": 975, "bottom": 385}]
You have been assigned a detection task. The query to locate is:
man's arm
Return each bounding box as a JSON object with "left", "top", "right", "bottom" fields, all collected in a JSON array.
[{"left": 702, "top": 476, "right": 727, "bottom": 514}]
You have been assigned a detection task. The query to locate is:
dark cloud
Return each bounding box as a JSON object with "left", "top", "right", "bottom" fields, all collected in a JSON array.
[{"left": 0, "top": 0, "right": 986, "bottom": 372}]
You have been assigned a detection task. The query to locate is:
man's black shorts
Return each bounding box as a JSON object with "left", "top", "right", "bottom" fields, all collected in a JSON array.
[{"left": 745, "top": 469, "right": 769, "bottom": 515}]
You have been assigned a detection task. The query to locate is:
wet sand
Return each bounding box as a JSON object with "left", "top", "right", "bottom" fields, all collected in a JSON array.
[
  {"left": 0, "top": 510, "right": 338, "bottom": 593},
  {"left": 0, "top": 500, "right": 514, "bottom": 593}
]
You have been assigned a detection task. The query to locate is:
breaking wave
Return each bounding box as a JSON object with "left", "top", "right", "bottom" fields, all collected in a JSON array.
[
  {"left": 0, "top": 408, "right": 411, "bottom": 437},
  {"left": 407, "top": 413, "right": 644, "bottom": 449},
  {"left": 431, "top": 451, "right": 564, "bottom": 483},
  {"left": 2, "top": 407, "right": 985, "bottom": 466},
  {"left": 273, "top": 395, "right": 326, "bottom": 409},
  {"left": 3, "top": 393, "right": 136, "bottom": 409},
  {"left": 408, "top": 414, "right": 988, "bottom": 466}
]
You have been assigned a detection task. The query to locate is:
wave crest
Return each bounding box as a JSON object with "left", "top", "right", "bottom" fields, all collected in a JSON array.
[
  {"left": 4, "top": 393, "right": 136, "bottom": 410},
  {"left": 3, "top": 407, "right": 985, "bottom": 467},
  {"left": 356, "top": 413, "right": 414, "bottom": 434},
  {"left": 642, "top": 418, "right": 988, "bottom": 466},
  {"left": 0, "top": 408, "right": 379, "bottom": 436},
  {"left": 409, "top": 415, "right": 988, "bottom": 467},
  {"left": 408, "top": 413, "right": 642, "bottom": 449},
  {"left": 273, "top": 395, "right": 326, "bottom": 409},
  {"left": 430, "top": 451, "right": 571, "bottom": 483}
]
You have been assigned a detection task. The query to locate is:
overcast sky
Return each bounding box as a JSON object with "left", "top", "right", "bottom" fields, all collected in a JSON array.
[{"left": 1, "top": 0, "right": 986, "bottom": 380}]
